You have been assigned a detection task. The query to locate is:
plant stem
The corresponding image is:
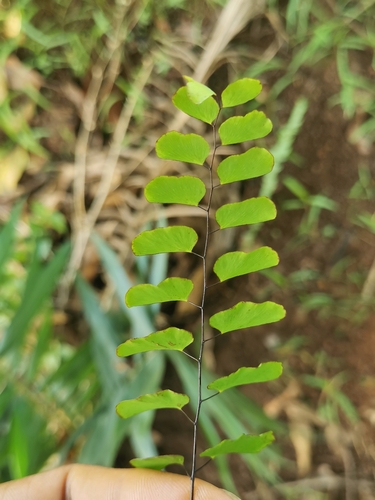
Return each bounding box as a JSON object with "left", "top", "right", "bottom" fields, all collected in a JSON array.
[{"left": 190, "top": 115, "right": 220, "bottom": 500}]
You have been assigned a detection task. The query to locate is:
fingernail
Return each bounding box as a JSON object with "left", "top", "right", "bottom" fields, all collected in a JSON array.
[{"left": 221, "top": 489, "right": 242, "bottom": 500}]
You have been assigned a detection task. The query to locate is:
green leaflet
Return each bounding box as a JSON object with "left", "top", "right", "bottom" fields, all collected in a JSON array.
[
  {"left": 217, "top": 147, "right": 274, "bottom": 185},
  {"left": 183, "top": 76, "right": 216, "bottom": 104},
  {"left": 213, "top": 247, "right": 279, "bottom": 282},
  {"left": 115, "top": 77, "right": 284, "bottom": 481},
  {"left": 126, "top": 278, "right": 193, "bottom": 307},
  {"left": 216, "top": 197, "right": 276, "bottom": 229},
  {"left": 210, "top": 301, "right": 286, "bottom": 334},
  {"left": 132, "top": 226, "right": 198, "bottom": 256},
  {"left": 145, "top": 176, "right": 206, "bottom": 206},
  {"left": 156, "top": 131, "right": 210, "bottom": 165},
  {"left": 117, "top": 328, "right": 193, "bottom": 357},
  {"left": 173, "top": 87, "right": 219, "bottom": 124},
  {"left": 221, "top": 78, "right": 262, "bottom": 108},
  {"left": 208, "top": 362, "right": 283, "bottom": 393},
  {"left": 200, "top": 432, "right": 274, "bottom": 458},
  {"left": 219, "top": 111, "right": 272, "bottom": 145},
  {"left": 116, "top": 390, "right": 189, "bottom": 419},
  {"left": 130, "top": 455, "right": 184, "bottom": 470}
]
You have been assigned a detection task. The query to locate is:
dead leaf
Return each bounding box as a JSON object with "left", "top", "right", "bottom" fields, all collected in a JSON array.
[
  {"left": 263, "top": 379, "right": 301, "bottom": 418},
  {"left": 5, "top": 55, "right": 43, "bottom": 91},
  {"left": 289, "top": 421, "right": 313, "bottom": 477},
  {"left": 0, "top": 146, "right": 29, "bottom": 194}
]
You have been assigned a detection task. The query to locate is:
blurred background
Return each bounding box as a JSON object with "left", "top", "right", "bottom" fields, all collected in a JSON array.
[{"left": 0, "top": 0, "right": 375, "bottom": 498}]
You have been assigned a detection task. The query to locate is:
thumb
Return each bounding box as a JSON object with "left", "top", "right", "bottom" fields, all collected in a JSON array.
[
  {"left": 221, "top": 490, "right": 241, "bottom": 500},
  {"left": 66, "top": 465, "right": 240, "bottom": 499}
]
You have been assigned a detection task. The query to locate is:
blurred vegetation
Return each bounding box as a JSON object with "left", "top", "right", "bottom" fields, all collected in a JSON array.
[{"left": 0, "top": 0, "right": 375, "bottom": 497}]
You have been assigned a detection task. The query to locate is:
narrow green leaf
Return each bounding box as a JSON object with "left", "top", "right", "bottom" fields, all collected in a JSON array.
[
  {"left": 210, "top": 301, "right": 286, "bottom": 334},
  {"left": 219, "top": 111, "right": 272, "bottom": 145},
  {"left": 217, "top": 147, "right": 274, "bottom": 185},
  {"left": 214, "top": 247, "right": 279, "bottom": 282},
  {"left": 76, "top": 276, "right": 123, "bottom": 394},
  {"left": 183, "top": 76, "right": 216, "bottom": 104},
  {"left": 126, "top": 278, "right": 193, "bottom": 307},
  {"left": 208, "top": 362, "right": 283, "bottom": 393},
  {"left": 145, "top": 176, "right": 206, "bottom": 206},
  {"left": 91, "top": 233, "right": 155, "bottom": 337},
  {"left": 156, "top": 132, "right": 210, "bottom": 165},
  {"left": 117, "top": 328, "right": 193, "bottom": 357},
  {"left": 221, "top": 78, "right": 262, "bottom": 108},
  {"left": 132, "top": 226, "right": 198, "bottom": 256},
  {"left": 9, "top": 411, "right": 29, "bottom": 478},
  {"left": 0, "top": 201, "right": 23, "bottom": 271},
  {"left": 200, "top": 432, "right": 274, "bottom": 458},
  {"left": 173, "top": 86, "right": 219, "bottom": 124},
  {"left": 116, "top": 390, "right": 189, "bottom": 419},
  {"left": 0, "top": 243, "right": 70, "bottom": 354},
  {"left": 130, "top": 455, "right": 184, "bottom": 470},
  {"left": 216, "top": 197, "right": 276, "bottom": 230}
]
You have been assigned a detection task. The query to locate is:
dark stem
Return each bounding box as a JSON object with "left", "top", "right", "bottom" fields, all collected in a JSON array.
[
  {"left": 182, "top": 351, "right": 198, "bottom": 362},
  {"left": 201, "top": 391, "right": 220, "bottom": 402},
  {"left": 194, "top": 458, "right": 212, "bottom": 473},
  {"left": 181, "top": 409, "right": 195, "bottom": 425},
  {"left": 190, "top": 113, "right": 220, "bottom": 500},
  {"left": 205, "top": 281, "right": 221, "bottom": 289},
  {"left": 191, "top": 251, "right": 204, "bottom": 259},
  {"left": 187, "top": 300, "right": 202, "bottom": 309}
]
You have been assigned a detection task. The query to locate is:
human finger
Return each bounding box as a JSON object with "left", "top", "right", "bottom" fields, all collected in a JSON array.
[
  {"left": 66, "top": 465, "right": 240, "bottom": 500},
  {"left": 0, "top": 465, "right": 240, "bottom": 500}
]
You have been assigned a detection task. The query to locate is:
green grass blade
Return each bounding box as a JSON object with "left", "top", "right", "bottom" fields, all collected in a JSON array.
[
  {"left": 208, "top": 363, "right": 283, "bottom": 393},
  {"left": 173, "top": 86, "right": 219, "bottom": 124},
  {"left": 156, "top": 132, "right": 210, "bottom": 165},
  {"left": 260, "top": 97, "right": 309, "bottom": 199},
  {"left": 0, "top": 201, "right": 23, "bottom": 270},
  {"left": 117, "top": 327, "right": 193, "bottom": 356},
  {"left": 200, "top": 432, "right": 275, "bottom": 458},
  {"left": 7, "top": 396, "right": 55, "bottom": 478},
  {"left": 219, "top": 111, "right": 272, "bottom": 145},
  {"left": 126, "top": 278, "right": 193, "bottom": 307},
  {"left": 216, "top": 197, "right": 276, "bottom": 229},
  {"left": 221, "top": 78, "right": 262, "bottom": 107},
  {"left": 76, "top": 275, "right": 123, "bottom": 394},
  {"left": 91, "top": 233, "right": 155, "bottom": 337},
  {"left": 77, "top": 400, "right": 131, "bottom": 466},
  {"left": 116, "top": 390, "right": 189, "bottom": 419},
  {"left": 210, "top": 301, "right": 286, "bottom": 334},
  {"left": 132, "top": 226, "right": 198, "bottom": 256},
  {"left": 217, "top": 147, "right": 274, "bottom": 185},
  {"left": 9, "top": 410, "right": 29, "bottom": 479},
  {"left": 145, "top": 176, "right": 206, "bottom": 206},
  {"left": 0, "top": 243, "right": 70, "bottom": 354},
  {"left": 130, "top": 455, "right": 184, "bottom": 470},
  {"left": 26, "top": 311, "right": 52, "bottom": 382},
  {"left": 213, "top": 247, "right": 279, "bottom": 282}
]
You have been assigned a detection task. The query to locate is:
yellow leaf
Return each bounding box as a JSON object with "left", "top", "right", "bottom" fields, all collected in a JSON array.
[{"left": 0, "top": 147, "right": 29, "bottom": 194}]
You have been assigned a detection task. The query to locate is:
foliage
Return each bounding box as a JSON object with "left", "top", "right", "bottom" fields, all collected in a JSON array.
[
  {"left": 115, "top": 77, "right": 285, "bottom": 497},
  {"left": 0, "top": 203, "right": 71, "bottom": 480},
  {"left": 1, "top": 0, "right": 373, "bottom": 495}
]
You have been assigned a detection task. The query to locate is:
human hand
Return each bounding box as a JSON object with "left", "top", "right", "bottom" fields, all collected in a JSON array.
[{"left": 0, "top": 464, "right": 240, "bottom": 499}]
